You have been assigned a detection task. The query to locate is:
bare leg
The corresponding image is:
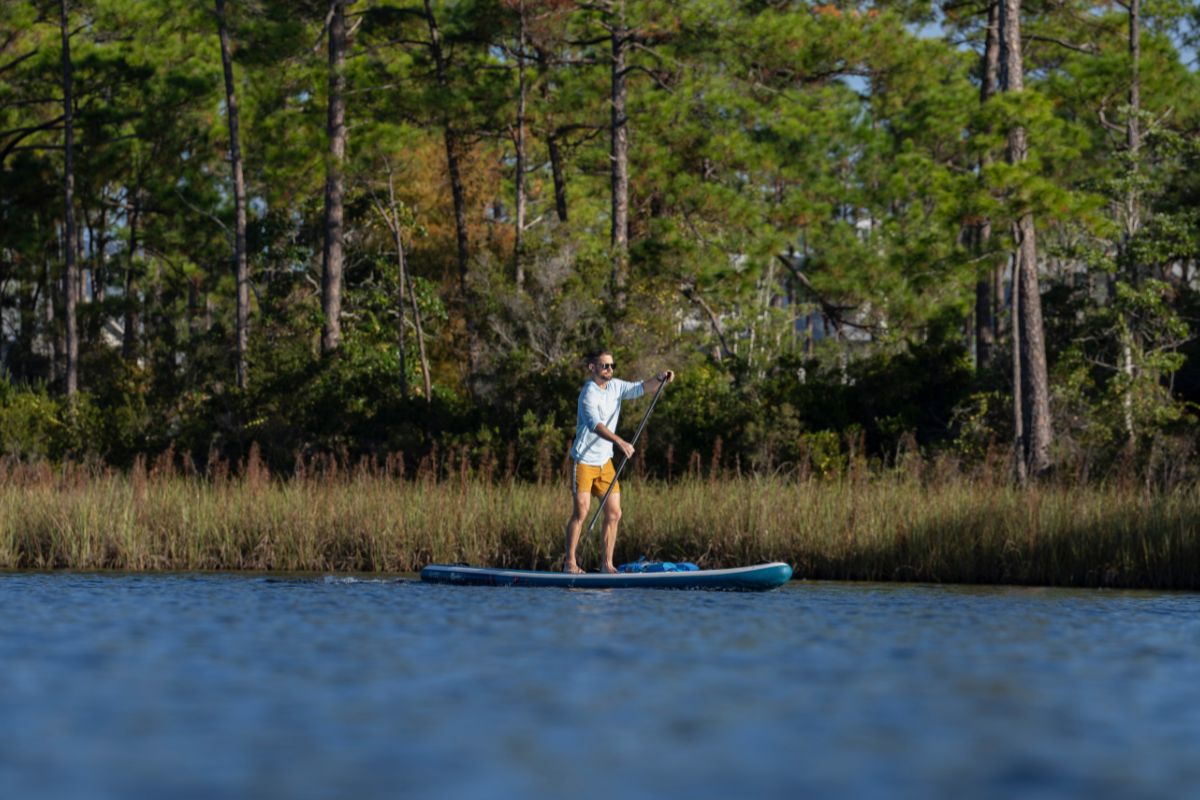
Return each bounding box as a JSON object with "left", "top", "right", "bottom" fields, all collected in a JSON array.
[
  {"left": 599, "top": 492, "right": 622, "bottom": 573},
  {"left": 562, "top": 491, "right": 592, "bottom": 573}
]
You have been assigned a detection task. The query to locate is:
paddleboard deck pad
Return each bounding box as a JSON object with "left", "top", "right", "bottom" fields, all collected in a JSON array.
[{"left": 419, "top": 562, "right": 792, "bottom": 591}]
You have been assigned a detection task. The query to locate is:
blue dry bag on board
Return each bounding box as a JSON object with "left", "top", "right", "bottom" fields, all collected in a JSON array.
[{"left": 617, "top": 556, "right": 699, "bottom": 573}]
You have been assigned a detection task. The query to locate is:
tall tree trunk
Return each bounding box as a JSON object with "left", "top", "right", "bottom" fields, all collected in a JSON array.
[
  {"left": 609, "top": 2, "right": 629, "bottom": 312},
  {"left": 60, "top": 0, "right": 78, "bottom": 398},
  {"left": 93, "top": 204, "right": 108, "bottom": 303},
  {"left": 81, "top": 200, "right": 107, "bottom": 346},
  {"left": 513, "top": 0, "right": 528, "bottom": 290},
  {"left": 380, "top": 171, "right": 433, "bottom": 404},
  {"left": 405, "top": 247, "right": 432, "bottom": 404},
  {"left": 974, "top": 0, "right": 1001, "bottom": 371},
  {"left": 423, "top": 0, "right": 480, "bottom": 377},
  {"left": 150, "top": 272, "right": 172, "bottom": 374},
  {"left": 1010, "top": 247, "right": 1027, "bottom": 485},
  {"left": 321, "top": 0, "right": 347, "bottom": 355},
  {"left": 535, "top": 48, "right": 569, "bottom": 222},
  {"left": 76, "top": 203, "right": 85, "bottom": 304},
  {"left": 548, "top": 131, "right": 568, "bottom": 222},
  {"left": 1126, "top": 0, "right": 1141, "bottom": 240},
  {"left": 44, "top": 252, "right": 59, "bottom": 386},
  {"left": 1000, "top": 0, "right": 1052, "bottom": 478},
  {"left": 1120, "top": 0, "right": 1141, "bottom": 445},
  {"left": 123, "top": 188, "right": 140, "bottom": 360},
  {"left": 216, "top": 0, "right": 250, "bottom": 389},
  {"left": 17, "top": 260, "right": 34, "bottom": 382}
]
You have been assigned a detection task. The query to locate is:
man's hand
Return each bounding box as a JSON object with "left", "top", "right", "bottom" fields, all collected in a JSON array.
[
  {"left": 656, "top": 369, "right": 675, "bottom": 385},
  {"left": 616, "top": 438, "right": 635, "bottom": 459}
]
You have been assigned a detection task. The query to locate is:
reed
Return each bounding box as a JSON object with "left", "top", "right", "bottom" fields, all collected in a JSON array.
[{"left": 1, "top": 459, "right": 1199, "bottom": 589}]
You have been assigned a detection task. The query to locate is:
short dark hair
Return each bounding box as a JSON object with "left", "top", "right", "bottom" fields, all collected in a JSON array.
[{"left": 587, "top": 348, "right": 614, "bottom": 365}]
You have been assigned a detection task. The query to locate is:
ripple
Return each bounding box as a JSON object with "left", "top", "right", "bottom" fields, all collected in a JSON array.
[{"left": 1, "top": 575, "right": 1199, "bottom": 800}]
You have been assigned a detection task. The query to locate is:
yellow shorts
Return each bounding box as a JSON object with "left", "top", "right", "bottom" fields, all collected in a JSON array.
[{"left": 572, "top": 459, "right": 619, "bottom": 498}]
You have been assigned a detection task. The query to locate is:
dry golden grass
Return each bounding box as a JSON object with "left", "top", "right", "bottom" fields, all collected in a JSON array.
[{"left": 1, "top": 456, "right": 1198, "bottom": 588}]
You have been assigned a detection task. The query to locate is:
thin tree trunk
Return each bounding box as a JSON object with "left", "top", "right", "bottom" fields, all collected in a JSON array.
[
  {"left": 44, "top": 252, "right": 59, "bottom": 385},
  {"left": 16, "top": 259, "right": 34, "bottom": 382},
  {"left": 84, "top": 205, "right": 96, "bottom": 303},
  {"left": 423, "top": 0, "right": 480, "bottom": 375},
  {"left": 993, "top": 238, "right": 1005, "bottom": 339},
  {"left": 321, "top": 0, "right": 347, "bottom": 354},
  {"left": 123, "top": 188, "right": 140, "bottom": 360},
  {"left": 405, "top": 249, "right": 432, "bottom": 404},
  {"left": 1010, "top": 249, "right": 1026, "bottom": 485},
  {"left": 101, "top": 205, "right": 113, "bottom": 305},
  {"left": 1017, "top": 217, "right": 1051, "bottom": 474},
  {"left": 513, "top": 0, "right": 528, "bottom": 290},
  {"left": 609, "top": 2, "right": 629, "bottom": 311},
  {"left": 216, "top": 0, "right": 250, "bottom": 389},
  {"left": 395, "top": 235, "right": 409, "bottom": 402},
  {"left": 682, "top": 284, "right": 733, "bottom": 361},
  {"left": 150, "top": 270, "right": 172, "bottom": 373},
  {"left": 424, "top": 0, "right": 468, "bottom": 295},
  {"left": 548, "top": 130, "right": 568, "bottom": 222},
  {"left": 1001, "top": 0, "right": 1052, "bottom": 477},
  {"left": 1126, "top": 0, "right": 1141, "bottom": 239},
  {"left": 535, "top": 47, "right": 569, "bottom": 223},
  {"left": 374, "top": 168, "right": 433, "bottom": 403},
  {"left": 1120, "top": 0, "right": 1141, "bottom": 445},
  {"left": 93, "top": 204, "right": 108, "bottom": 303},
  {"left": 382, "top": 171, "right": 407, "bottom": 398},
  {"left": 60, "top": 0, "right": 78, "bottom": 398},
  {"left": 974, "top": 0, "right": 1001, "bottom": 371},
  {"left": 74, "top": 203, "right": 85, "bottom": 342}
]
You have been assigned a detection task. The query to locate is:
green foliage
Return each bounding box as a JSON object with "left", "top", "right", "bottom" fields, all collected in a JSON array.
[
  {"left": 801, "top": 430, "right": 846, "bottom": 478},
  {"left": 0, "top": 376, "right": 114, "bottom": 462},
  {"left": 0, "top": 379, "right": 62, "bottom": 460},
  {"left": 2, "top": 0, "right": 1200, "bottom": 487}
]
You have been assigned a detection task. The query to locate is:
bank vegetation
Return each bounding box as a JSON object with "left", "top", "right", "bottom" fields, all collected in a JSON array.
[{"left": 3, "top": 453, "right": 1197, "bottom": 590}]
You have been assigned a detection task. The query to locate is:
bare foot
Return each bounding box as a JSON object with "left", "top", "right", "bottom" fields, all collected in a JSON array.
[
  {"left": 562, "top": 561, "right": 585, "bottom": 574},
  {"left": 599, "top": 564, "right": 619, "bottom": 574}
]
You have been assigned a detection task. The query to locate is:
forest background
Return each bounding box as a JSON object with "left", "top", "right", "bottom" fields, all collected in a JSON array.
[{"left": 2, "top": 0, "right": 1199, "bottom": 487}]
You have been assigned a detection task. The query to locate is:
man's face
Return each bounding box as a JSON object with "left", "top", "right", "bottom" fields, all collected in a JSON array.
[{"left": 591, "top": 356, "right": 615, "bottom": 382}]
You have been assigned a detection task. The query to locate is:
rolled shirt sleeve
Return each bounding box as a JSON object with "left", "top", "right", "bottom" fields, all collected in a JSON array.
[
  {"left": 582, "top": 393, "right": 603, "bottom": 432},
  {"left": 618, "top": 378, "right": 645, "bottom": 401}
]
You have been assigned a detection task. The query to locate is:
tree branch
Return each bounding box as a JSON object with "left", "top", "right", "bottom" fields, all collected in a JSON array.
[
  {"left": 1027, "top": 34, "right": 1097, "bottom": 55},
  {"left": 620, "top": 63, "right": 672, "bottom": 91},
  {"left": 174, "top": 189, "right": 230, "bottom": 240},
  {"left": 310, "top": 4, "right": 337, "bottom": 55},
  {"left": 776, "top": 253, "right": 864, "bottom": 331},
  {"left": 0, "top": 47, "right": 38, "bottom": 77},
  {"left": 0, "top": 115, "right": 66, "bottom": 164},
  {"left": 681, "top": 282, "right": 735, "bottom": 361}
]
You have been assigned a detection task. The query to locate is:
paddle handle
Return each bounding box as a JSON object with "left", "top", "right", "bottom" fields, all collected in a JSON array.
[{"left": 584, "top": 377, "right": 667, "bottom": 539}]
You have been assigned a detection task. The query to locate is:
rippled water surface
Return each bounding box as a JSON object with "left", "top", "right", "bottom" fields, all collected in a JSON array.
[{"left": 2, "top": 573, "right": 1198, "bottom": 799}]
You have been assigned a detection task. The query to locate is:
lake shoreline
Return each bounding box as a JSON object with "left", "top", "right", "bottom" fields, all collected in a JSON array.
[{"left": 3, "top": 466, "right": 1199, "bottom": 590}]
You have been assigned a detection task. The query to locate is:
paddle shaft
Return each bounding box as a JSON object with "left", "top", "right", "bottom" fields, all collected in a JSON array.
[{"left": 584, "top": 377, "right": 667, "bottom": 539}]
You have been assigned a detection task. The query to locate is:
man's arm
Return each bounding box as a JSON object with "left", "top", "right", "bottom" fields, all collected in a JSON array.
[
  {"left": 592, "top": 423, "right": 634, "bottom": 459},
  {"left": 641, "top": 369, "right": 676, "bottom": 395}
]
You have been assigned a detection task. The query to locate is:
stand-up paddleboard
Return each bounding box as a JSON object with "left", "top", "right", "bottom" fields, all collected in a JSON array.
[{"left": 419, "top": 562, "right": 792, "bottom": 591}]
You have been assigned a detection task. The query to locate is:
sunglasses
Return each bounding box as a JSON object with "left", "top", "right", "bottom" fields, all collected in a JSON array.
[{"left": 596, "top": 362, "right": 616, "bottom": 371}]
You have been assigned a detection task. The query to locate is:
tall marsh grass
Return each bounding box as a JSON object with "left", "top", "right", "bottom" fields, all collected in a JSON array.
[{"left": 2, "top": 452, "right": 1199, "bottom": 588}]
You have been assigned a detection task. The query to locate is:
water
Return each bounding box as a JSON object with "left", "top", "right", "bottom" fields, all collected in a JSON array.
[{"left": 1, "top": 574, "right": 1198, "bottom": 800}]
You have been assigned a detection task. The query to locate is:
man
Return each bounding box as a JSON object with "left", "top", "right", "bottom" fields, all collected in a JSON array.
[{"left": 563, "top": 349, "right": 674, "bottom": 573}]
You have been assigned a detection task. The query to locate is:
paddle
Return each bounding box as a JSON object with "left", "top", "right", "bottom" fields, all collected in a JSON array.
[{"left": 583, "top": 375, "right": 668, "bottom": 541}]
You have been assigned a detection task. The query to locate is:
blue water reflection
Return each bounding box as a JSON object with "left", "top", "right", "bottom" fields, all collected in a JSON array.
[{"left": 1, "top": 574, "right": 1198, "bottom": 799}]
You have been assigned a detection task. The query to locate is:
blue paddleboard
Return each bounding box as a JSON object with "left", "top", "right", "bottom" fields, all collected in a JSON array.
[{"left": 419, "top": 562, "right": 793, "bottom": 591}]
